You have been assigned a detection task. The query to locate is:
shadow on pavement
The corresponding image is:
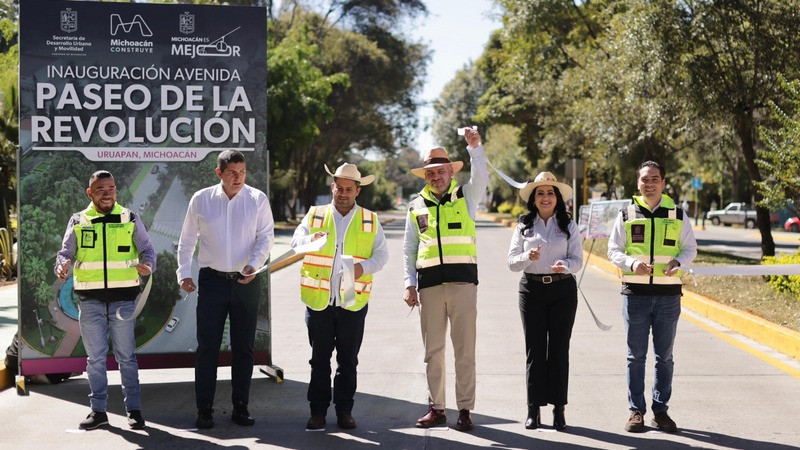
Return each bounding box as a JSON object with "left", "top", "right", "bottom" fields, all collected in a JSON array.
[{"left": 30, "top": 377, "right": 605, "bottom": 449}]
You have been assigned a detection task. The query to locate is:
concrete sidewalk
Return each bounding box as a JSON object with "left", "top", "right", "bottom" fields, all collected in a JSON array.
[{"left": 1, "top": 213, "right": 799, "bottom": 449}]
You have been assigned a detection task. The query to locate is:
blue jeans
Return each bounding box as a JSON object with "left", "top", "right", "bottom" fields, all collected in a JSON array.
[
  {"left": 78, "top": 298, "right": 141, "bottom": 412},
  {"left": 622, "top": 294, "right": 680, "bottom": 414}
]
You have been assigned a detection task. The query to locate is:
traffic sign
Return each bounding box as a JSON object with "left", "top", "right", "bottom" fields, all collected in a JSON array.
[{"left": 691, "top": 177, "right": 702, "bottom": 189}]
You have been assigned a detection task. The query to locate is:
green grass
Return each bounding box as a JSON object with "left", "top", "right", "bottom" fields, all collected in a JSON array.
[
  {"left": 129, "top": 163, "right": 153, "bottom": 196},
  {"left": 21, "top": 314, "right": 66, "bottom": 356},
  {"left": 583, "top": 239, "right": 800, "bottom": 332}
]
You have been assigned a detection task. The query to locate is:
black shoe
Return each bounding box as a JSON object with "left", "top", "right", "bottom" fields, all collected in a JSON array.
[
  {"left": 232, "top": 403, "right": 255, "bottom": 426},
  {"left": 127, "top": 410, "right": 145, "bottom": 430},
  {"left": 651, "top": 411, "right": 677, "bottom": 432},
  {"left": 455, "top": 409, "right": 474, "bottom": 432},
  {"left": 79, "top": 410, "right": 109, "bottom": 430},
  {"left": 553, "top": 405, "right": 566, "bottom": 431},
  {"left": 337, "top": 413, "right": 357, "bottom": 429},
  {"left": 196, "top": 407, "right": 214, "bottom": 429},
  {"left": 306, "top": 415, "right": 326, "bottom": 430},
  {"left": 525, "top": 406, "right": 540, "bottom": 429}
]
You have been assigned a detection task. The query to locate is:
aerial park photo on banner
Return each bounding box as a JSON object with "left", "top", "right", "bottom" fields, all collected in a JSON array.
[{"left": 17, "top": 0, "right": 268, "bottom": 375}]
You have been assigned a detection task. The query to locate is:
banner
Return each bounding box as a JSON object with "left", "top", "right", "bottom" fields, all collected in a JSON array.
[
  {"left": 18, "top": 0, "right": 269, "bottom": 375},
  {"left": 586, "top": 200, "right": 631, "bottom": 239}
]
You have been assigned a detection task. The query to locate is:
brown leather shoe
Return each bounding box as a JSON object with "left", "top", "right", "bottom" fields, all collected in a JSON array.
[
  {"left": 306, "top": 415, "right": 326, "bottom": 430},
  {"left": 337, "top": 413, "right": 357, "bottom": 429},
  {"left": 455, "top": 409, "right": 473, "bottom": 432},
  {"left": 625, "top": 410, "right": 645, "bottom": 433},
  {"left": 415, "top": 406, "right": 446, "bottom": 428}
]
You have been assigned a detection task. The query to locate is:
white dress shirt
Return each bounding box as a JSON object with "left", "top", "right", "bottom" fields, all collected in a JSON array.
[
  {"left": 403, "top": 144, "right": 489, "bottom": 289},
  {"left": 507, "top": 215, "right": 583, "bottom": 274},
  {"left": 292, "top": 203, "right": 389, "bottom": 306},
  {"left": 607, "top": 197, "right": 697, "bottom": 271},
  {"left": 176, "top": 183, "right": 274, "bottom": 282}
]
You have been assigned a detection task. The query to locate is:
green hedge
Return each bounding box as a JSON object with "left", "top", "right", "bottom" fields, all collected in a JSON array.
[{"left": 763, "top": 249, "right": 800, "bottom": 301}]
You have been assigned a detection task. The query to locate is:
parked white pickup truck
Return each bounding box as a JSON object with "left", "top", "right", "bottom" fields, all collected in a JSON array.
[{"left": 705, "top": 202, "right": 777, "bottom": 228}]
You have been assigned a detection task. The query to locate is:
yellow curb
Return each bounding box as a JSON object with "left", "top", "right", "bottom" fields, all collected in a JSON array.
[
  {"left": 582, "top": 250, "right": 800, "bottom": 361},
  {"left": 681, "top": 291, "right": 800, "bottom": 360}
]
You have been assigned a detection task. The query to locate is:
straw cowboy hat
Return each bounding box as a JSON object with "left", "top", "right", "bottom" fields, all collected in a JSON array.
[
  {"left": 410, "top": 147, "right": 464, "bottom": 179},
  {"left": 519, "top": 171, "right": 573, "bottom": 202},
  {"left": 325, "top": 163, "right": 375, "bottom": 186}
]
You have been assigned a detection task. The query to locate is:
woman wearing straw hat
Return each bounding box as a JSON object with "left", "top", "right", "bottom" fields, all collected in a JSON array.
[{"left": 506, "top": 171, "right": 582, "bottom": 431}]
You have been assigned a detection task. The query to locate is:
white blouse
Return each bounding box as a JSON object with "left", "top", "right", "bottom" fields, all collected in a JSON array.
[{"left": 507, "top": 214, "right": 583, "bottom": 274}]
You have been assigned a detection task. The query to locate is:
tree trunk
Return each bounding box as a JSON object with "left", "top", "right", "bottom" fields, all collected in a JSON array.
[{"left": 734, "top": 111, "right": 775, "bottom": 257}]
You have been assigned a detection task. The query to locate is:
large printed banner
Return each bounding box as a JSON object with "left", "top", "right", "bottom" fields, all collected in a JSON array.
[{"left": 18, "top": 0, "right": 269, "bottom": 375}]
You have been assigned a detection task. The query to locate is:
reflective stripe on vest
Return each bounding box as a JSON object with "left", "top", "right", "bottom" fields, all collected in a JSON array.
[
  {"left": 300, "top": 205, "right": 377, "bottom": 311},
  {"left": 73, "top": 203, "right": 140, "bottom": 290},
  {"left": 620, "top": 194, "right": 682, "bottom": 285},
  {"left": 409, "top": 180, "right": 478, "bottom": 284}
]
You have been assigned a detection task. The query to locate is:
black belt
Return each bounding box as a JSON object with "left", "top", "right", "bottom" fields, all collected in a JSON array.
[
  {"left": 203, "top": 267, "right": 243, "bottom": 280},
  {"left": 524, "top": 273, "right": 572, "bottom": 284}
]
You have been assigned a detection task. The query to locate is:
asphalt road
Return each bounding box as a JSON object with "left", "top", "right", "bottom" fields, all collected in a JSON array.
[
  {"left": 694, "top": 223, "right": 800, "bottom": 260},
  {"left": 2, "top": 212, "right": 799, "bottom": 449}
]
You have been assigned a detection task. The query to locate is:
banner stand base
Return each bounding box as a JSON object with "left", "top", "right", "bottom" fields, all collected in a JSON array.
[
  {"left": 16, "top": 376, "right": 29, "bottom": 396},
  {"left": 259, "top": 365, "right": 284, "bottom": 383}
]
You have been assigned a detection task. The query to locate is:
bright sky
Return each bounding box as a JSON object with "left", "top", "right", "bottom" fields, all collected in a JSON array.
[{"left": 414, "top": 0, "right": 501, "bottom": 154}]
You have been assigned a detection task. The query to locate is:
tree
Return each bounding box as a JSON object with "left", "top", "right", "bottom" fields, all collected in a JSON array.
[
  {"left": 757, "top": 75, "right": 800, "bottom": 218},
  {"left": 647, "top": 0, "right": 800, "bottom": 257},
  {"left": 0, "top": 14, "right": 18, "bottom": 229},
  {"left": 482, "top": 124, "right": 532, "bottom": 205},
  {"left": 267, "top": 17, "right": 348, "bottom": 220},
  {"left": 269, "top": 2, "right": 428, "bottom": 217},
  {"left": 431, "top": 62, "right": 488, "bottom": 162}
]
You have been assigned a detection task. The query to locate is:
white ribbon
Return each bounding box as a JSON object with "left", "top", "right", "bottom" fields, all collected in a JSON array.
[
  {"left": 246, "top": 235, "right": 329, "bottom": 276},
  {"left": 684, "top": 264, "right": 800, "bottom": 276},
  {"left": 486, "top": 159, "right": 528, "bottom": 189},
  {"left": 340, "top": 255, "right": 357, "bottom": 308},
  {"left": 116, "top": 275, "right": 152, "bottom": 321}
]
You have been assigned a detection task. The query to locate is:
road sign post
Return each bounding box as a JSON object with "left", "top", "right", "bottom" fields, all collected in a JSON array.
[{"left": 691, "top": 177, "right": 703, "bottom": 227}]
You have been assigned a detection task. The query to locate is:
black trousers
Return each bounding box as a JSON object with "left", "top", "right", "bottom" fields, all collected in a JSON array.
[
  {"left": 195, "top": 268, "right": 260, "bottom": 409},
  {"left": 519, "top": 275, "right": 578, "bottom": 407},
  {"left": 306, "top": 304, "right": 368, "bottom": 416}
]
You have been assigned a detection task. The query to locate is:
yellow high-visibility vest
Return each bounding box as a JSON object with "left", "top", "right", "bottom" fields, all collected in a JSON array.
[
  {"left": 300, "top": 204, "right": 377, "bottom": 311},
  {"left": 409, "top": 179, "right": 477, "bottom": 289},
  {"left": 73, "top": 203, "right": 140, "bottom": 290},
  {"left": 621, "top": 194, "right": 683, "bottom": 285}
]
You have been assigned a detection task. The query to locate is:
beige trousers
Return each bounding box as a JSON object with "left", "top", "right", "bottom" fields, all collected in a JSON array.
[{"left": 419, "top": 282, "right": 477, "bottom": 411}]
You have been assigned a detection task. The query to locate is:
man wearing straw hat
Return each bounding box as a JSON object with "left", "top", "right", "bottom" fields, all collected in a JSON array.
[
  {"left": 403, "top": 128, "right": 488, "bottom": 432},
  {"left": 607, "top": 160, "right": 696, "bottom": 433},
  {"left": 292, "top": 162, "right": 389, "bottom": 431}
]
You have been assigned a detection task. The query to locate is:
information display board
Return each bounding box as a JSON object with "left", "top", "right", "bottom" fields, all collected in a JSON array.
[
  {"left": 18, "top": 0, "right": 269, "bottom": 375},
  {"left": 586, "top": 200, "right": 632, "bottom": 239}
]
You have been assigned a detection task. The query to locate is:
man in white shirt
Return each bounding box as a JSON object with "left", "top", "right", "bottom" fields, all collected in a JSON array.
[
  {"left": 607, "top": 160, "right": 697, "bottom": 433},
  {"left": 176, "top": 150, "right": 274, "bottom": 429},
  {"left": 292, "top": 163, "right": 389, "bottom": 431},
  {"left": 402, "top": 129, "right": 488, "bottom": 432}
]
